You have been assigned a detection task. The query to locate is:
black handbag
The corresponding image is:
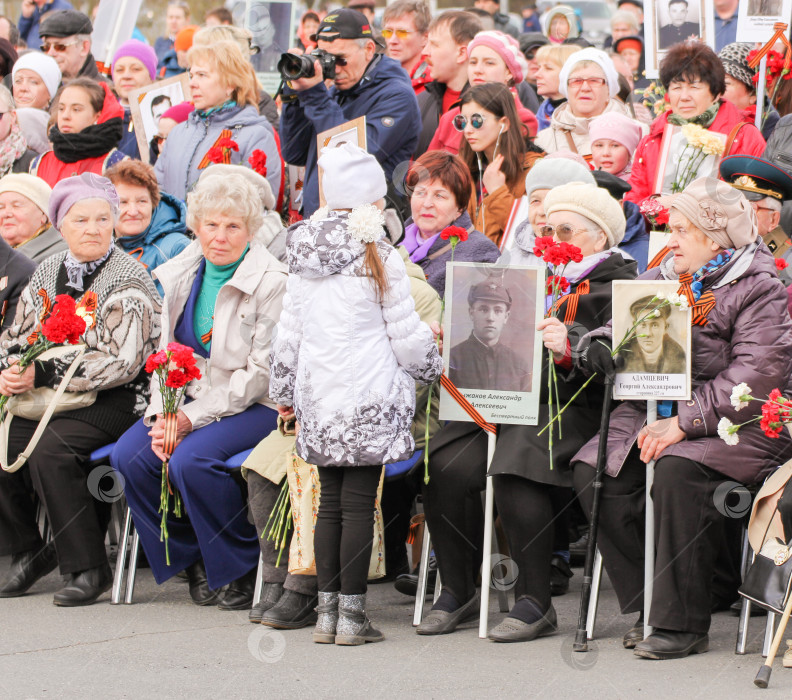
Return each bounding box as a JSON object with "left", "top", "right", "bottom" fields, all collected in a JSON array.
[{"left": 739, "top": 502, "right": 792, "bottom": 615}]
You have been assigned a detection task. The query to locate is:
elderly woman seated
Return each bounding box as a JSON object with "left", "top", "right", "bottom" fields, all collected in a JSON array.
[
  {"left": 0, "top": 174, "right": 67, "bottom": 263},
  {"left": 0, "top": 174, "right": 161, "bottom": 606},
  {"left": 418, "top": 183, "right": 637, "bottom": 639},
  {"left": 574, "top": 177, "right": 792, "bottom": 659},
  {"left": 111, "top": 169, "right": 287, "bottom": 611},
  {"left": 105, "top": 159, "right": 190, "bottom": 290},
  {"left": 0, "top": 86, "right": 38, "bottom": 176},
  {"left": 400, "top": 150, "right": 500, "bottom": 297}
]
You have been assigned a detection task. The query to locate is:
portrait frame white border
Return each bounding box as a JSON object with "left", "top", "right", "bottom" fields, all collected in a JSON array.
[
  {"left": 439, "top": 262, "right": 545, "bottom": 427},
  {"left": 643, "top": 0, "right": 716, "bottom": 80}
]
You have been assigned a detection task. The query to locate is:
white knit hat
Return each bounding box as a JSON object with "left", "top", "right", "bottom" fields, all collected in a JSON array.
[
  {"left": 12, "top": 52, "right": 62, "bottom": 100},
  {"left": 558, "top": 47, "right": 620, "bottom": 99},
  {"left": 318, "top": 143, "right": 387, "bottom": 210},
  {"left": 524, "top": 158, "right": 595, "bottom": 198},
  {"left": 543, "top": 181, "right": 626, "bottom": 247},
  {"left": 0, "top": 173, "right": 52, "bottom": 218}
]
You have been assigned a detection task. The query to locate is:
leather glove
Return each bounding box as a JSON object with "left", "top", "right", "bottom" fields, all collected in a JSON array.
[{"left": 583, "top": 340, "right": 624, "bottom": 379}]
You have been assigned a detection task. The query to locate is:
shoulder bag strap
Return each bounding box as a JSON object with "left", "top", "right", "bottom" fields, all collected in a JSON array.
[
  {"left": 723, "top": 121, "right": 748, "bottom": 158},
  {"left": 1, "top": 346, "right": 86, "bottom": 473},
  {"left": 427, "top": 242, "right": 454, "bottom": 260}
]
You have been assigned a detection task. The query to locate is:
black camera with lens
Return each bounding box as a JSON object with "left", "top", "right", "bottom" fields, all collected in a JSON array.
[{"left": 278, "top": 49, "right": 337, "bottom": 82}]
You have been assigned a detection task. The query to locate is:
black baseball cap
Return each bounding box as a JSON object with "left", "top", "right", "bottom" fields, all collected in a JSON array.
[{"left": 313, "top": 9, "right": 376, "bottom": 42}]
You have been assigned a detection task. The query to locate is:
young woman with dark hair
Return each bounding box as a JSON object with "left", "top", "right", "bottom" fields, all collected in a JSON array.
[{"left": 457, "top": 82, "right": 543, "bottom": 246}]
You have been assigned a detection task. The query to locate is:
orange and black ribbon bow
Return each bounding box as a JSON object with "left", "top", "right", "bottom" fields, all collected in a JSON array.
[{"left": 677, "top": 272, "right": 716, "bottom": 326}]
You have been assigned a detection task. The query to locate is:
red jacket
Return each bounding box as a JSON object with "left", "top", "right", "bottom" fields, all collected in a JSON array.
[
  {"left": 626, "top": 100, "right": 766, "bottom": 206},
  {"left": 410, "top": 59, "right": 432, "bottom": 96},
  {"left": 427, "top": 89, "right": 538, "bottom": 155}
]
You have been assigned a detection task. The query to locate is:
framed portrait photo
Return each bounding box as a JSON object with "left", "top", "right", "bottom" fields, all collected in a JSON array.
[
  {"left": 228, "top": 0, "right": 295, "bottom": 95},
  {"left": 737, "top": 0, "right": 792, "bottom": 42},
  {"left": 643, "top": 0, "right": 715, "bottom": 79},
  {"left": 317, "top": 117, "right": 367, "bottom": 207},
  {"left": 128, "top": 73, "right": 190, "bottom": 164},
  {"left": 611, "top": 279, "right": 692, "bottom": 401},
  {"left": 439, "top": 263, "right": 544, "bottom": 426}
]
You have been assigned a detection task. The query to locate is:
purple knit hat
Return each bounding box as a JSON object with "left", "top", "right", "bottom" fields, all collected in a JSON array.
[
  {"left": 49, "top": 174, "right": 120, "bottom": 230},
  {"left": 112, "top": 39, "right": 157, "bottom": 81}
]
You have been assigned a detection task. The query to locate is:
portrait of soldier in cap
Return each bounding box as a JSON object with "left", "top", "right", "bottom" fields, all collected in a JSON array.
[
  {"left": 448, "top": 276, "right": 532, "bottom": 392},
  {"left": 621, "top": 294, "right": 686, "bottom": 374}
]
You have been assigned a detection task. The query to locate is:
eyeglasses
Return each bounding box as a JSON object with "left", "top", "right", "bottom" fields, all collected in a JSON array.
[
  {"left": 381, "top": 28, "right": 416, "bottom": 40},
  {"left": 41, "top": 39, "right": 79, "bottom": 53},
  {"left": 539, "top": 223, "right": 594, "bottom": 240},
  {"left": 567, "top": 76, "right": 607, "bottom": 89},
  {"left": 452, "top": 113, "right": 487, "bottom": 131}
]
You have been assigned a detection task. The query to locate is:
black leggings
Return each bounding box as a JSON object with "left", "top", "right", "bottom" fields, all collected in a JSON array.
[
  {"left": 315, "top": 465, "right": 382, "bottom": 595},
  {"left": 492, "top": 474, "right": 555, "bottom": 612}
]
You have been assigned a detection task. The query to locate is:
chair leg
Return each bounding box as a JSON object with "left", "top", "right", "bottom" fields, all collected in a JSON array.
[
  {"left": 124, "top": 527, "right": 139, "bottom": 605},
  {"left": 253, "top": 553, "right": 264, "bottom": 607},
  {"left": 735, "top": 527, "right": 754, "bottom": 654},
  {"left": 763, "top": 612, "right": 777, "bottom": 658},
  {"left": 111, "top": 507, "right": 133, "bottom": 605},
  {"left": 585, "top": 548, "right": 603, "bottom": 641},
  {"left": 412, "top": 524, "right": 433, "bottom": 626}
]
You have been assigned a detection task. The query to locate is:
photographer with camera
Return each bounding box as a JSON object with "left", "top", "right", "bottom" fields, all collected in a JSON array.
[{"left": 279, "top": 9, "right": 421, "bottom": 217}]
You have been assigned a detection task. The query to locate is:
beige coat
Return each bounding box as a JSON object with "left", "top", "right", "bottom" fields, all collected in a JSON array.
[
  {"left": 535, "top": 99, "right": 640, "bottom": 157},
  {"left": 147, "top": 240, "right": 288, "bottom": 430}
]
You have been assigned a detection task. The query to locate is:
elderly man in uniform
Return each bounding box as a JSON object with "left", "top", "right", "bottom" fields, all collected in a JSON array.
[
  {"left": 448, "top": 278, "right": 532, "bottom": 392},
  {"left": 658, "top": 0, "right": 700, "bottom": 50},
  {"left": 720, "top": 154, "right": 792, "bottom": 285},
  {"left": 621, "top": 295, "right": 686, "bottom": 374}
]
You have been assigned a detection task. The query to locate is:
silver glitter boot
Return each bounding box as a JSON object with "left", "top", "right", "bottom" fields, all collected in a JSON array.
[
  {"left": 312, "top": 591, "right": 339, "bottom": 644},
  {"left": 335, "top": 593, "right": 384, "bottom": 646}
]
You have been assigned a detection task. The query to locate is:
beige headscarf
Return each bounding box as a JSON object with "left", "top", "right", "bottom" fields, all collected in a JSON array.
[{"left": 660, "top": 177, "right": 758, "bottom": 249}]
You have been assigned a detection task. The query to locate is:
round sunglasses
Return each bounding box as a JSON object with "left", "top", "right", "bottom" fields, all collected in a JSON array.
[{"left": 452, "top": 113, "right": 488, "bottom": 131}]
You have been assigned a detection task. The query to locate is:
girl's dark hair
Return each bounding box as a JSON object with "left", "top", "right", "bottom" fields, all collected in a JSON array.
[
  {"left": 772, "top": 75, "right": 792, "bottom": 117},
  {"left": 658, "top": 41, "right": 725, "bottom": 98},
  {"left": 60, "top": 77, "right": 105, "bottom": 114},
  {"left": 458, "top": 83, "right": 526, "bottom": 190}
]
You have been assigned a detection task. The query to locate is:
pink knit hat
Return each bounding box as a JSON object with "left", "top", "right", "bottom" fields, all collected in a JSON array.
[
  {"left": 467, "top": 31, "right": 527, "bottom": 84},
  {"left": 589, "top": 113, "right": 643, "bottom": 156}
]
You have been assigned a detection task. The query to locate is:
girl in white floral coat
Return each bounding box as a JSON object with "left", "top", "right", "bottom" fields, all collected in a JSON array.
[{"left": 269, "top": 143, "right": 442, "bottom": 646}]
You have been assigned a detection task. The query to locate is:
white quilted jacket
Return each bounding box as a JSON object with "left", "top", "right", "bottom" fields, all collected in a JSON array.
[{"left": 269, "top": 211, "right": 442, "bottom": 467}]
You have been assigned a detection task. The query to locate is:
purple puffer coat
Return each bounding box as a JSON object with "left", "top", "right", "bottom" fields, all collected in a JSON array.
[{"left": 573, "top": 242, "right": 792, "bottom": 485}]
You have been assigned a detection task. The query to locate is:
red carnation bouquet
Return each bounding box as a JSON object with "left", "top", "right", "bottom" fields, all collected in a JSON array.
[
  {"left": 423, "top": 225, "right": 468, "bottom": 484},
  {"left": 0, "top": 294, "right": 87, "bottom": 420},
  {"left": 533, "top": 235, "right": 583, "bottom": 468},
  {"left": 145, "top": 342, "right": 201, "bottom": 564}
]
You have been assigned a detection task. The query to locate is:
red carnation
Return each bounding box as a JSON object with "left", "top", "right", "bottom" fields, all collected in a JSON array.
[
  {"left": 440, "top": 225, "right": 468, "bottom": 242},
  {"left": 216, "top": 137, "right": 239, "bottom": 152},
  {"left": 207, "top": 146, "right": 225, "bottom": 164},
  {"left": 547, "top": 275, "right": 570, "bottom": 295},
  {"left": 776, "top": 258, "right": 788, "bottom": 271},
  {"left": 165, "top": 369, "right": 189, "bottom": 389},
  {"left": 40, "top": 295, "right": 86, "bottom": 345},
  {"left": 532, "top": 235, "right": 554, "bottom": 257},
  {"left": 248, "top": 149, "right": 268, "bottom": 177},
  {"left": 145, "top": 350, "right": 168, "bottom": 374}
]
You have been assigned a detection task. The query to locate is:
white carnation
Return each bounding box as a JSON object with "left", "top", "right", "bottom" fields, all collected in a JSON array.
[
  {"left": 668, "top": 293, "right": 681, "bottom": 305},
  {"left": 347, "top": 203, "right": 385, "bottom": 244},
  {"left": 717, "top": 417, "right": 740, "bottom": 446},
  {"left": 654, "top": 291, "right": 666, "bottom": 300},
  {"left": 310, "top": 206, "right": 330, "bottom": 221},
  {"left": 676, "top": 297, "right": 689, "bottom": 310},
  {"left": 730, "top": 383, "right": 752, "bottom": 411}
]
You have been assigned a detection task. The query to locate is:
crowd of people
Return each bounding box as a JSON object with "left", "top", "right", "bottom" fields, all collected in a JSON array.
[{"left": 1, "top": 0, "right": 792, "bottom": 663}]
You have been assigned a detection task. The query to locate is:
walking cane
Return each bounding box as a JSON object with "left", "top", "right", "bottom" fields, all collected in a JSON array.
[
  {"left": 755, "top": 589, "right": 792, "bottom": 688},
  {"left": 573, "top": 376, "right": 614, "bottom": 652}
]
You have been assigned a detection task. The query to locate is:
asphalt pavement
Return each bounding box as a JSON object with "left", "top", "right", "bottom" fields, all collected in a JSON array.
[{"left": 3, "top": 554, "right": 792, "bottom": 699}]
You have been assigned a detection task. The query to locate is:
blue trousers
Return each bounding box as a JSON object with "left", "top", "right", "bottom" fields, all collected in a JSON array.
[{"left": 111, "top": 403, "right": 278, "bottom": 589}]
